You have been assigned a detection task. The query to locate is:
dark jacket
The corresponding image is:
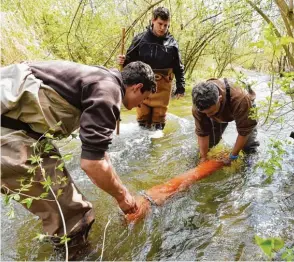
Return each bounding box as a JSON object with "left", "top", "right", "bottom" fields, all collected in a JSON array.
[
  {"left": 124, "top": 27, "right": 185, "bottom": 94},
  {"left": 192, "top": 79, "right": 257, "bottom": 137},
  {"left": 30, "top": 61, "right": 124, "bottom": 160}
]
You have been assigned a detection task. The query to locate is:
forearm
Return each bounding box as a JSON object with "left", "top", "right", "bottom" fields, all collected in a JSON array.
[
  {"left": 80, "top": 153, "right": 127, "bottom": 202},
  {"left": 232, "top": 134, "right": 249, "bottom": 156},
  {"left": 197, "top": 135, "right": 209, "bottom": 159}
]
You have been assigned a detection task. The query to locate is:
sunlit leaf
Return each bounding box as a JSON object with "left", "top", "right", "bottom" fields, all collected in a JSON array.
[
  {"left": 57, "top": 189, "right": 63, "bottom": 199},
  {"left": 13, "top": 194, "right": 20, "bottom": 201},
  {"left": 255, "top": 236, "right": 284, "bottom": 258},
  {"left": 282, "top": 248, "right": 294, "bottom": 261},
  {"left": 45, "top": 133, "right": 54, "bottom": 139},
  {"left": 60, "top": 235, "right": 71, "bottom": 244},
  {"left": 20, "top": 198, "right": 33, "bottom": 209},
  {"left": 62, "top": 154, "right": 73, "bottom": 162},
  {"left": 56, "top": 162, "right": 64, "bottom": 171}
]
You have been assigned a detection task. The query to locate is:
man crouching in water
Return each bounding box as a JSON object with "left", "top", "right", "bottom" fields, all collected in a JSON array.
[
  {"left": 191, "top": 78, "right": 260, "bottom": 164},
  {"left": 1, "top": 60, "right": 156, "bottom": 257}
]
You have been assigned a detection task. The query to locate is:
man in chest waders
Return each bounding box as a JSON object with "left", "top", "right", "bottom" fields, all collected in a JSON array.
[
  {"left": 191, "top": 78, "right": 260, "bottom": 164},
  {"left": 118, "top": 6, "right": 185, "bottom": 130},
  {"left": 0, "top": 60, "right": 156, "bottom": 257}
]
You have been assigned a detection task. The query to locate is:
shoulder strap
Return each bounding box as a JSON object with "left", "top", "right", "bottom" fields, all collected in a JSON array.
[{"left": 223, "top": 78, "right": 231, "bottom": 107}]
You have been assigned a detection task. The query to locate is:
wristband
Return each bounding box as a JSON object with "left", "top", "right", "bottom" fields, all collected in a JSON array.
[{"left": 229, "top": 153, "right": 239, "bottom": 160}]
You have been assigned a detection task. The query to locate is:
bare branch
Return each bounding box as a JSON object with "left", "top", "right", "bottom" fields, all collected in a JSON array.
[{"left": 103, "top": 0, "right": 164, "bottom": 66}]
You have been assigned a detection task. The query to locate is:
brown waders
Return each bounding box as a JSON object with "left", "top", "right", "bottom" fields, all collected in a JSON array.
[
  {"left": 208, "top": 79, "right": 260, "bottom": 153},
  {"left": 0, "top": 64, "right": 95, "bottom": 256},
  {"left": 137, "top": 68, "right": 174, "bottom": 130}
]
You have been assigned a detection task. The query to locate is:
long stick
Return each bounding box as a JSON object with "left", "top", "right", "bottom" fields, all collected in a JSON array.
[{"left": 116, "top": 27, "right": 126, "bottom": 135}]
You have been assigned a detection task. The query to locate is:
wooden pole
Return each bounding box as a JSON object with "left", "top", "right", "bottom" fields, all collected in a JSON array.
[{"left": 116, "top": 27, "right": 126, "bottom": 135}]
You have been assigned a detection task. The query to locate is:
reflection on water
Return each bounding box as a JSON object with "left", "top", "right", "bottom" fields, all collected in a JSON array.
[{"left": 1, "top": 73, "right": 294, "bottom": 261}]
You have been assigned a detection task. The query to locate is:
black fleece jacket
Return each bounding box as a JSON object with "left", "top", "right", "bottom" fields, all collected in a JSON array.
[{"left": 124, "top": 27, "right": 185, "bottom": 94}]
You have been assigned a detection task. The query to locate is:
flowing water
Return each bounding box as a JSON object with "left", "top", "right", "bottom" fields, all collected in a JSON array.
[{"left": 1, "top": 71, "right": 294, "bottom": 261}]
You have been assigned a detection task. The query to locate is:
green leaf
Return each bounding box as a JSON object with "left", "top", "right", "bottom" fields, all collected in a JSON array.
[
  {"left": 255, "top": 236, "right": 284, "bottom": 258},
  {"left": 60, "top": 235, "right": 71, "bottom": 244},
  {"left": 56, "top": 162, "right": 64, "bottom": 171},
  {"left": 27, "top": 166, "right": 37, "bottom": 174},
  {"left": 50, "top": 155, "right": 61, "bottom": 160},
  {"left": 62, "top": 154, "right": 73, "bottom": 161},
  {"left": 282, "top": 248, "right": 294, "bottom": 261},
  {"left": 28, "top": 155, "right": 42, "bottom": 164},
  {"left": 3, "top": 194, "right": 11, "bottom": 205},
  {"left": 56, "top": 121, "right": 62, "bottom": 126},
  {"left": 44, "top": 143, "right": 54, "bottom": 153},
  {"left": 7, "top": 208, "right": 15, "bottom": 219},
  {"left": 30, "top": 142, "right": 38, "bottom": 148},
  {"left": 280, "top": 36, "right": 294, "bottom": 45},
  {"left": 45, "top": 133, "right": 54, "bottom": 139},
  {"left": 56, "top": 189, "right": 63, "bottom": 199},
  {"left": 22, "top": 184, "right": 32, "bottom": 190},
  {"left": 255, "top": 236, "right": 273, "bottom": 258},
  {"left": 271, "top": 238, "right": 284, "bottom": 251},
  {"left": 40, "top": 192, "right": 49, "bottom": 199},
  {"left": 20, "top": 187, "right": 30, "bottom": 192},
  {"left": 57, "top": 176, "right": 68, "bottom": 186},
  {"left": 40, "top": 176, "right": 52, "bottom": 192},
  {"left": 33, "top": 233, "right": 48, "bottom": 241},
  {"left": 13, "top": 194, "right": 20, "bottom": 201},
  {"left": 20, "top": 198, "right": 33, "bottom": 209}
]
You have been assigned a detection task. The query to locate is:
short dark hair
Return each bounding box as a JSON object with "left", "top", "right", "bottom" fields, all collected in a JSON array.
[
  {"left": 122, "top": 61, "right": 156, "bottom": 93},
  {"left": 153, "top": 7, "right": 170, "bottom": 21},
  {"left": 192, "top": 82, "right": 219, "bottom": 111}
]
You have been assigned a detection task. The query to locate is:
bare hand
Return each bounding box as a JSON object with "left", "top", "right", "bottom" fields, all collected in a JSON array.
[
  {"left": 125, "top": 195, "right": 151, "bottom": 223},
  {"left": 221, "top": 156, "right": 232, "bottom": 166},
  {"left": 117, "top": 190, "right": 138, "bottom": 214},
  {"left": 117, "top": 55, "right": 125, "bottom": 65}
]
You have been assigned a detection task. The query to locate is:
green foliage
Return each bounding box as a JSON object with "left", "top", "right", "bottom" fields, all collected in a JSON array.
[
  {"left": 255, "top": 139, "right": 290, "bottom": 176},
  {"left": 33, "top": 233, "right": 49, "bottom": 242},
  {"left": 6, "top": 208, "right": 15, "bottom": 219},
  {"left": 207, "top": 142, "right": 244, "bottom": 174},
  {"left": 255, "top": 236, "right": 294, "bottom": 261},
  {"left": 20, "top": 198, "right": 33, "bottom": 209},
  {"left": 60, "top": 235, "right": 71, "bottom": 244},
  {"left": 255, "top": 235, "right": 284, "bottom": 259},
  {"left": 40, "top": 176, "right": 53, "bottom": 192},
  {"left": 28, "top": 155, "right": 43, "bottom": 165},
  {"left": 282, "top": 248, "right": 294, "bottom": 261},
  {"left": 1, "top": 120, "right": 74, "bottom": 257},
  {"left": 57, "top": 176, "right": 68, "bottom": 186},
  {"left": 277, "top": 72, "right": 294, "bottom": 105}
]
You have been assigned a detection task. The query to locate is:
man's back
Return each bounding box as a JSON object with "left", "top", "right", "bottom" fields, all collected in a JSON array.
[{"left": 30, "top": 60, "right": 123, "bottom": 109}]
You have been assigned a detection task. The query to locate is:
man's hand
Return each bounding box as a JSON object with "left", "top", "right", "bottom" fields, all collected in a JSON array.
[
  {"left": 221, "top": 153, "right": 239, "bottom": 166},
  {"left": 221, "top": 156, "right": 232, "bottom": 166},
  {"left": 175, "top": 93, "right": 184, "bottom": 99},
  {"left": 199, "top": 157, "right": 208, "bottom": 163},
  {"left": 117, "top": 55, "right": 125, "bottom": 65},
  {"left": 117, "top": 189, "right": 138, "bottom": 214}
]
